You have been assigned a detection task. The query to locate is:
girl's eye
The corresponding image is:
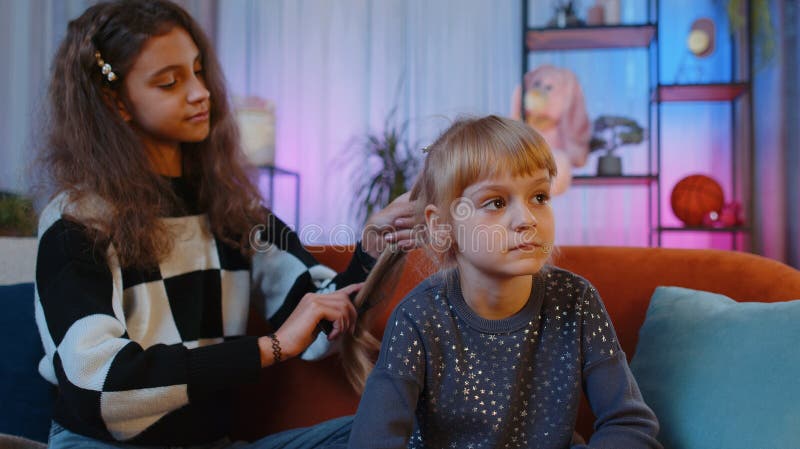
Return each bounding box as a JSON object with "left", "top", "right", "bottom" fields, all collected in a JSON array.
[
  {"left": 533, "top": 193, "right": 550, "bottom": 205},
  {"left": 158, "top": 80, "right": 177, "bottom": 89},
  {"left": 483, "top": 198, "right": 506, "bottom": 210}
]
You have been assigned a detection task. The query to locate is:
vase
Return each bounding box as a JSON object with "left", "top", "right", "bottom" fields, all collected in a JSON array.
[
  {"left": 587, "top": 4, "right": 605, "bottom": 25},
  {"left": 599, "top": 0, "right": 620, "bottom": 25},
  {"left": 597, "top": 154, "right": 622, "bottom": 176}
]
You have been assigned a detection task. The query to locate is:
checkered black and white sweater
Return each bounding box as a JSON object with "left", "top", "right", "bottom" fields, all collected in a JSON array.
[{"left": 34, "top": 178, "right": 373, "bottom": 445}]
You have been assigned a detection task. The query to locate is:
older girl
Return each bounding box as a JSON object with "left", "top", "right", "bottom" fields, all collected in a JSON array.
[{"left": 35, "top": 1, "right": 414, "bottom": 447}]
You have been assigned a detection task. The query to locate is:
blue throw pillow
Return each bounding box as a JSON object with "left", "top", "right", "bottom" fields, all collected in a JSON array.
[
  {"left": 630, "top": 286, "right": 800, "bottom": 449},
  {"left": 0, "top": 283, "right": 54, "bottom": 442}
]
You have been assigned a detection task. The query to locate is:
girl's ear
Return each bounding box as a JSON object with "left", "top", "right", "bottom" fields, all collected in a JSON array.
[
  {"left": 425, "top": 205, "right": 452, "bottom": 253},
  {"left": 424, "top": 204, "right": 440, "bottom": 230},
  {"left": 102, "top": 87, "right": 132, "bottom": 122}
]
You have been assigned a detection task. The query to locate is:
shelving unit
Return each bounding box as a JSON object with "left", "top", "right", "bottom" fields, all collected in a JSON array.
[
  {"left": 571, "top": 175, "right": 658, "bottom": 186},
  {"left": 654, "top": 83, "right": 748, "bottom": 102},
  {"left": 525, "top": 24, "right": 656, "bottom": 51},
  {"left": 652, "top": 0, "right": 752, "bottom": 250},
  {"left": 658, "top": 226, "right": 751, "bottom": 233},
  {"left": 653, "top": 79, "right": 752, "bottom": 250},
  {"left": 522, "top": 1, "right": 660, "bottom": 246},
  {"left": 521, "top": 0, "right": 752, "bottom": 250}
]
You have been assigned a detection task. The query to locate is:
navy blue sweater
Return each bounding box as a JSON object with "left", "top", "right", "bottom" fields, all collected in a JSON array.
[{"left": 349, "top": 267, "right": 661, "bottom": 449}]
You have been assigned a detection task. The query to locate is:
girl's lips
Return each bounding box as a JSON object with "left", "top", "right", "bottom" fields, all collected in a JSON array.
[
  {"left": 511, "top": 242, "right": 539, "bottom": 251},
  {"left": 188, "top": 111, "right": 209, "bottom": 122}
]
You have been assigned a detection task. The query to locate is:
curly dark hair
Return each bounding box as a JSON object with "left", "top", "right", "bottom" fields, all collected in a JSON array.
[{"left": 38, "top": 0, "right": 265, "bottom": 268}]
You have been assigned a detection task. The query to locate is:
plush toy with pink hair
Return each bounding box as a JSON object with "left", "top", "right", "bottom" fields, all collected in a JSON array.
[{"left": 511, "top": 64, "right": 591, "bottom": 195}]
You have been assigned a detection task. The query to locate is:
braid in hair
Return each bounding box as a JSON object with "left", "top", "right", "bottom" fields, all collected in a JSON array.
[
  {"left": 340, "top": 177, "right": 428, "bottom": 393},
  {"left": 341, "top": 247, "right": 409, "bottom": 393}
]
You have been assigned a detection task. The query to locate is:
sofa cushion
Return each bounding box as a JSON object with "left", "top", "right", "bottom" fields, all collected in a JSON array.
[
  {"left": 0, "top": 237, "right": 37, "bottom": 285},
  {"left": 0, "top": 283, "right": 54, "bottom": 443},
  {"left": 630, "top": 286, "right": 800, "bottom": 449}
]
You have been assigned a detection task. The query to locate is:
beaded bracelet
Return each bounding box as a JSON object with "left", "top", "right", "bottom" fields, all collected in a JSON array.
[{"left": 268, "top": 333, "right": 282, "bottom": 363}]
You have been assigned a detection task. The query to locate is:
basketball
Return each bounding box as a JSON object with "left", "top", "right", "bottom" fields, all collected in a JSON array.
[{"left": 670, "top": 174, "right": 725, "bottom": 226}]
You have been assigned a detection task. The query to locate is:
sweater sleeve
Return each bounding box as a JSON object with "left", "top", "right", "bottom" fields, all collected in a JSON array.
[
  {"left": 574, "top": 352, "right": 662, "bottom": 449},
  {"left": 348, "top": 308, "right": 424, "bottom": 449},
  {"left": 250, "top": 213, "right": 376, "bottom": 360},
  {"left": 34, "top": 218, "right": 261, "bottom": 441},
  {"left": 573, "top": 287, "right": 662, "bottom": 449}
]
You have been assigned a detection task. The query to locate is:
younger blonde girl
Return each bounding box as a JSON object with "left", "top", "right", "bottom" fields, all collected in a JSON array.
[{"left": 347, "top": 115, "right": 661, "bottom": 449}]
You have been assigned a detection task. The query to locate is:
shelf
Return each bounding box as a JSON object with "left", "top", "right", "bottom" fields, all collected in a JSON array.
[
  {"left": 657, "top": 226, "right": 751, "bottom": 233},
  {"left": 526, "top": 24, "right": 656, "bottom": 51},
  {"left": 572, "top": 175, "right": 658, "bottom": 186},
  {"left": 654, "top": 83, "right": 749, "bottom": 102}
]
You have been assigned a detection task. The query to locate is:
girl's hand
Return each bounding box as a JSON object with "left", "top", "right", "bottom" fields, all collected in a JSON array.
[
  {"left": 259, "top": 283, "right": 363, "bottom": 366},
  {"left": 362, "top": 192, "right": 421, "bottom": 258}
]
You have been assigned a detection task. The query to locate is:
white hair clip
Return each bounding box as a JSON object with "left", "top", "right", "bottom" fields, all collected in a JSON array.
[{"left": 94, "top": 50, "right": 117, "bottom": 82}]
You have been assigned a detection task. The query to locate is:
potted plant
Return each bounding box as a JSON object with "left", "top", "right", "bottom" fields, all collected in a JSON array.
[
  {"left": 0, "top": 192, "right": 37, "bottom": 237},
  {"left": 346, "top": 108, "right": 420, "bottom": 225},
  {"left": 589, "top": 115, "right": 645, "bottom": 176},
  {"left": 725, "top": 0, "right": 775, "bottom": 70},
  {"left": 547, "top": 1, "right": 585, "bottom": 28}
]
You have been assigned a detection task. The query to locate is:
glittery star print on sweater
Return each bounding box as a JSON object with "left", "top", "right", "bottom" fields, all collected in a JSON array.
[{"left": 349, "top": 268, "right": 662, "bottom": 449}]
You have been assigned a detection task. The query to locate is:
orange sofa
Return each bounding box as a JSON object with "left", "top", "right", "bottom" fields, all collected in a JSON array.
[{"left": 232, "top": 246, "right": 800, "bottom": 441}]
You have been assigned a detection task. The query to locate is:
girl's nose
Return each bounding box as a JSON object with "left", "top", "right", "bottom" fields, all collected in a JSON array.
[
  {"left": 187, "top": 76, "right": 210, "bottom": 104},
  {"left": 511, "top": 202, "right": 537, "bottom": 232}
]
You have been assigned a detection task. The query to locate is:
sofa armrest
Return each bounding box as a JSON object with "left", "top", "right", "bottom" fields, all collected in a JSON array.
[{"left": 0, "top": 433, "right": 47, "bottom": 449}]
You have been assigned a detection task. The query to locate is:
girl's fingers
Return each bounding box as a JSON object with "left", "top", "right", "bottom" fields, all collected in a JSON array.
[
  {"left": 318, "top": 292, "right": 357, "bottom": 340},
  {"left": 384, "top": 229, "right": 414, "bottom": 241},
  {"left": 339, "top": 282, "right": 364, "bottom": 296},
  {"left": 398, "top": 240, "right": 418, "bottom": 251},
  {"left": 328, "top": 316, "right": 351, "bottom": 341},
  {"left": 385, "top": 229, "right": 422, "bottom": 251},
  {"left": 328, "top": 320, "right": 341, "bottom": 340},
  {"left": 393, "top": 217, "right": 415, "bottom": 228}
]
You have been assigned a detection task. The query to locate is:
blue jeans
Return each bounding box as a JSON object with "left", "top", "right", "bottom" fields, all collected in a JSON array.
[{"left": 47, "top": 417, "right": 351, "bottom": 449}]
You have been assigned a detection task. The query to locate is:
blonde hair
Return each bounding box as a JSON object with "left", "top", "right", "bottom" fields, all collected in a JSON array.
[{"left": 341, "top": 115, "right": 556, "bottom": 392}]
